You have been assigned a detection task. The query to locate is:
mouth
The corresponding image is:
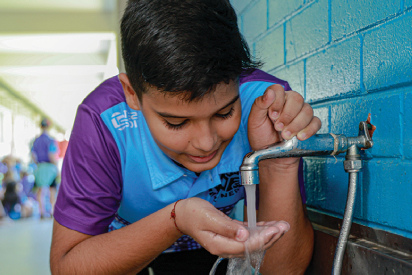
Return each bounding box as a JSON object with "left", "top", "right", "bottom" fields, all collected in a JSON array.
[{"left": 187, "top": 150, "right": 218, "bottom": 163}]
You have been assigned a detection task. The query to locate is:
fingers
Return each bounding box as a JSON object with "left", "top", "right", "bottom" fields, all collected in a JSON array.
[
  {"left": 200, "top": 220, "right": 290, "bottom": 258},
  {"left": 245, "top": 226, "right": 279, "bottom": 251},
  {"left": 179, "top": 198, "right": 291, "bottom": 258},
  {"left": 273, "top": 91, "right": 304, "bottom": 132},
  {"left": 249, "top": 84, "right": 321, "bottom": 145},
  {"left": 261, "top": 221, "right": 290, "bottom": 250},
  {"left": 205, "top": 211, "right": 249, "bottom": 242},
  {"left": 182, "top": 199, "right": 249, "bottom": 241},
  {"left": 281, "top": 108, "right": 322, "bottom": 141},
  {"left": 296, "top": 116, "right": 322, "bottom": 140},
  {"left": 232, "top": 219, "right": 247, "bottom": 226},
  {"left": 267, "top": 90, "right": 321, "bottom": 141},
  {"left": 180, "top": 199, "right": 250, "bottom": 256},
  {"left": 199, "top": 231, "right": 248, "bottom": 258},
  {"left": 244, "top": 221, "right": 290, "bottom": 252}
]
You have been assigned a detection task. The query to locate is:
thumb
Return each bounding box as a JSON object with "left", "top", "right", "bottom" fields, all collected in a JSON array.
[
  {"left": 249, "top": 88, "right": 276, "bottom": 125},
  {"left": 209, "top": 212, "right": 249, "bottom": 242}
]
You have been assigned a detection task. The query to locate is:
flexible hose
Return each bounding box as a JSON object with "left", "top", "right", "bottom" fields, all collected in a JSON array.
[
  {"left": 209, "top": 257, "right": 225, "bottom": 275},
  {"left": 331, "top": 172, "right": 358, "bottom": 275}
]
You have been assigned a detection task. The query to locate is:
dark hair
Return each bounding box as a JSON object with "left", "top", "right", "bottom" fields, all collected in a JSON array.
[
  {"left": 2, "top": 182, "right": 19, "bottom": 214},
  {"left": 41, "top": 118, "right": 50, "bottom": 128},
  {"left": 121, "top": 0, "right": 261, "bottom": 101}
]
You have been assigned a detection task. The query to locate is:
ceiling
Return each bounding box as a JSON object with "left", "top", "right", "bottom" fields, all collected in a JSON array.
[
  {"left": 0, "top": 0, "right": 124, "bottom": 132},
  {"left": 0, "top": 0, "right": 115, "bottom": 12}
]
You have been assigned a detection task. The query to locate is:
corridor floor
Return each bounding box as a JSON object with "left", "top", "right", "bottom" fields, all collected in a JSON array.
[{"left": 0, "top": 218, "right": 53, "bottom": 275}]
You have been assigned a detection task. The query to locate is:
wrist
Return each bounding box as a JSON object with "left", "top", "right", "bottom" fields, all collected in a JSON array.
[
  {"left": 169, "top": 199, "right": 185, "bottom": 237},
  {"left": 170, "top": 200, "right": 183, "bottom": 234},
  {"left": 258, "top": 158, "right": 300, "bottom": 174}
]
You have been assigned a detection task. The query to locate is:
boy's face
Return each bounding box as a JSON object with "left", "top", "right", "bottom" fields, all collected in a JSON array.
[{"left": 121, "top": 74, "right": 241, "bottom": 173}]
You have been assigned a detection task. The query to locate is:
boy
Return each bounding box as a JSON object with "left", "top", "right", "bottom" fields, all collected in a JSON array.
[{"left": 50, "top": 0, "right": 320, "bottom": 274}]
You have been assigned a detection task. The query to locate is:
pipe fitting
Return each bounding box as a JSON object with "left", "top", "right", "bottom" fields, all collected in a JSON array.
[{"left": 343, "top": 160, "right": 362, "bottom": 172}]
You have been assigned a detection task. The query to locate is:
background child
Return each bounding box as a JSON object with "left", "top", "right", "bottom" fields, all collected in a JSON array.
[{"left": 31, "top": 118, "right": 59, "bottom": 218}]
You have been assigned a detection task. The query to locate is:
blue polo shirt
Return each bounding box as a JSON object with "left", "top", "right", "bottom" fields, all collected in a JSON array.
[{"left": 54, "top": 69, "right": 305, "bottom": 253}]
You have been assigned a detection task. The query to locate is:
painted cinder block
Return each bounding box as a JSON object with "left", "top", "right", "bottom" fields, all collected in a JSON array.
[
  {"left": 313, "top": 107, "right": 329, "bottom": 134},
  {"left": 331, "top": 93, "right": 401, "bottom": 158},
  {"left": 268, "top": 0, "right": 303, "bottom": 27},
  {"left": 404, "top": 90, "right": 412, "bottom": 159},
  {"left": 230, "top": 0, "right": 251, "bottom": 13},
  {"left": 363, "top": 160, "right": 412, "bottom": 233},
  {"left": 306, "top": 37, "right": 361, "bottom": 102},
  {"left": 242, "top": 0, "right": 267, "bottom": 42},
  {"left": 285, "top": 0, "right": 328, "bottom": 61},
  {"left": 304, "top": 157, "right": 363, "bottom": 219},
  {"left": 363, "top": 13, "right": 412, "bottom": 91},
  {"left": 304, "top": 157, "right": 328, "bottom": 211},
  {"left": 331, "top": 0, "right": 401, "bottom": 41},
  {"left": 255, "top": 26, "right": 284, "bottom": 71},
  {"left": 272, "top": 61, "right": 305, "bottom": 96}
]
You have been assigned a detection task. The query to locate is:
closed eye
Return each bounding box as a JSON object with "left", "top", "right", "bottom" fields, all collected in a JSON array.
[
  {"left": 215, "top": 107, "right": 234, "bottom": 119},
  {"left": 163, "top": 120, "right": 187, "bottom": 130}
]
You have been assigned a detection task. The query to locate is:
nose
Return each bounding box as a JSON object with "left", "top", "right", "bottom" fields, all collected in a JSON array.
[{"left": 191, "top": 121, "right": 217, "bottom": 152}]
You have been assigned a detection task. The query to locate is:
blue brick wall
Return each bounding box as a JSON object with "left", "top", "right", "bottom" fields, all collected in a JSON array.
[
  {"left": 363, "top": 13, "right": 412, "bottom": 91},
  {"left": 242, "top": 0, "right": 267, "bottom": 41},
  {"left": 268, "top": 0, "right": 303, "bottom": 27},
  {"left": 312, "top": 107, "right": 329, "bottom": 134},
  {"left": 285, "top": 0, "right": 329, "bottom": 61},
  {"left": 255, "top": 26, "right": 284, "bottom": 70},
  {"left": 271, "top": 61, "right": 305, "bottom": 97},
  {"left": 232, "top": 0, "right": 412, "bottom": 239},
  {"left": 306, "top": 37, "right": 361, "bottom": 101},
  {"left": 331, "top": 0, "right": 401, "bottom": 40},
  {"left": 405, "top": 91, "right": 412, "bottom": 159}
]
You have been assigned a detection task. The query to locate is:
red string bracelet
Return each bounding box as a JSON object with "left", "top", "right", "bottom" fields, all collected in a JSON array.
[{"left": 170, "top": 199, "right": 183, "bottom": 234}]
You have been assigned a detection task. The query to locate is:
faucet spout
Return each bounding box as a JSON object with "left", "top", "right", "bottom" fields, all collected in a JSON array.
[
  {"left": 240, "top": 120, "right": 373, "bottom": 185},
  {"left": 240, "top": 134, "right": 348, "bottom": 185}
]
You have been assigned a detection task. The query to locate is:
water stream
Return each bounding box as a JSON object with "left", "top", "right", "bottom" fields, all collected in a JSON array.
[
  {"left": 210, "top": 185, "right": 265, "bottom": 275},
  {"left": 245, "top": 185, "right": 256, "bottom": 228}
]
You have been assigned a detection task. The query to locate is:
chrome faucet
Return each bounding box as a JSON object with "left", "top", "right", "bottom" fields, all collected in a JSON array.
[
  {"left": 239, "top": 119, "right": 374, "bottom": 275},
  {"left": 240, "top": 121, "right": 373, "bottom": 185}
]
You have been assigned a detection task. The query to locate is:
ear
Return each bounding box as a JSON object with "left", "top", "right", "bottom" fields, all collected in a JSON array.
[{"left": 119, "top": 73, "right": 141, "bottom": 110}]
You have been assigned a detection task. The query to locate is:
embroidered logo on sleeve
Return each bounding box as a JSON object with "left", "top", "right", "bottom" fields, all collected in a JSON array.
[{"left": 111, "top": 111, "right": 138, "bottom": 130}]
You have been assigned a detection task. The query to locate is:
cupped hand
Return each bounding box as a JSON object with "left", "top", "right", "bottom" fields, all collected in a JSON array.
[
  {"left": 247, "top": 84, "right": 321, "bottom": 166},
  {"left": 175, "top": 198, "right": 289, "bottom": 258},
  {"left": 242, "top": 220, "right": 290, "bottom": 254}
]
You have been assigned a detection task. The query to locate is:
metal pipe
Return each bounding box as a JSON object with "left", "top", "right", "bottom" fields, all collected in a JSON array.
[
  {"left": 332, "top": 145, "right": 362, "bottom": 274},
  {"left": 240, "top": 134, "right": 350, "bottom": 185},
  {"left": 240, "top": 122, "right": 372, "bottom": 186},
  {"left": 209, "top": 257, "right": 225, "bottom": 275},
  {"left": 332, "top": 171, "right": 358, "bottom": 274}
]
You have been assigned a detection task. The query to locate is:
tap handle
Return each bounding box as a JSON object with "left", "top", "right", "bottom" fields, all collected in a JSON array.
[{"left": 358, "top": 119, "right": 374, "bottom": 149}]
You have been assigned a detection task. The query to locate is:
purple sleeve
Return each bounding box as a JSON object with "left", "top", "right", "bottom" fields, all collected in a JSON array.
[
  {"left": 240, "top": 69, "right": 292, "bottom": 91},
  {"left": 54, "top": 103, "right": 123, "bottom": 235}
]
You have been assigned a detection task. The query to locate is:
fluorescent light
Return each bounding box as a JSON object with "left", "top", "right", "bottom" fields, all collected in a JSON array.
[{"left": 0, "top": 33, "right": 116, "bottom": 54}]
